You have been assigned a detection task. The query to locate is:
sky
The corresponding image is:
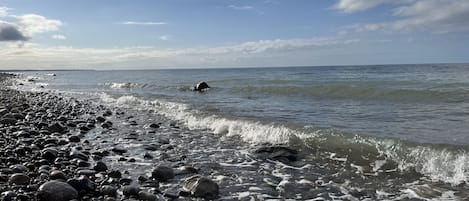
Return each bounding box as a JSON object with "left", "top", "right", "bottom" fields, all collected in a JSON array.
[{"left": 0, "top": 0, "right": 468, "bottom": 69}]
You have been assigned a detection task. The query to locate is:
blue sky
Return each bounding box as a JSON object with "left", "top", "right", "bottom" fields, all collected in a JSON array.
[{"left": 0, "top": 0, "right": 468, "bottom": 69}]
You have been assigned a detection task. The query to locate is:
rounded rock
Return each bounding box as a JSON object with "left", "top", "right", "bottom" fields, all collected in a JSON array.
[
  {"left": 182, "top": 175, "right": 219, "bottom": 200},
  {"left": 151, "top": 166, "right": 174, "bottom": 182},
  {"left": 8, "top": 173, "right": 30, "bottom": 185},
  {"left": 37, "top": 181, "right": 78, "bottom": 201}
]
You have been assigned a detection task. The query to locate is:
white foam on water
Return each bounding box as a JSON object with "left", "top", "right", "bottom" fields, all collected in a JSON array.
[
  {"left": 97, "top": 93, "right": 469, "bottom": 186},
  {"left": 98, "top": 93, "right": 306, "bottom": 145}
]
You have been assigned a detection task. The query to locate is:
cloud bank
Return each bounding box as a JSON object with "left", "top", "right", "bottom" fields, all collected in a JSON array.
[
  {"left": 336, "top": 0, "right": 469, "bottom": 34},
  {"left": 0, "top": 37, "right": 359, "bottom": 69}
]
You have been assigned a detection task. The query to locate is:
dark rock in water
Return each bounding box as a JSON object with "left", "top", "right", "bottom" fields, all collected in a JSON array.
[
  {"left": 151, "top": 166, "right": 174, "bottom": 182},
  {"left": 50, "top": 170, "right": 67, "bottom": 180},
  {"left": 111, "top": 147, "right": 127, "bottom": 155},
  {"left": 193, "top": 81, "right": 210, "bottom": 91},
  {"left": 94, "top": 161, "right": 108, "bottom": 172},
  {"left": 37, "top": 181, "right": 78, "bottom": 201},
  {"left": 67, "top": 175, "right": 95, "bottom": 193},
  {"left": 254, "top": 146, "right": 299, "bottom": 162},
  {"left": 182, "top": 175, "right": 219, "bottom": 200},
  {"left": 8, "top": 173, "right": 30, "bottom": 185},
  {"left": 138, "top": 191, "right": 158, "bottom": 201},
  {"left": 0, "top": 117, "right": 17, "bottom": 125},
  {"left": 149, "top": 123, "right": 160, "bottom": 128},
  {"left": 100, "top": 185, "right": 118, "bottom": 197},
  {"left": 122, "top": 185, "right": 140, "bottom": 197},
  {"left": 144, "top": 144, "right": 159, "bottom": 151},
  {"left": 175, "top": 166, "right": 199, "bottom": 175}
]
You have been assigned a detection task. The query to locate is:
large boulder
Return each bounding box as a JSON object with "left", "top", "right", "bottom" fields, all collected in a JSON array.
[
  {"left": 193, "top": 82, "right": 210, "bottom": 92},
  {"left": 37, "top": 181, "right": 78, "bottom": 201},
  {"left": 182, "top": 175, "right": 219, "bottom": 200}
]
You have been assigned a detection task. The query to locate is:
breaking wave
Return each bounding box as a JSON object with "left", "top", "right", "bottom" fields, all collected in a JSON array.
[{"left": 98, "top": 93, "right": 469, "bottom": 185}]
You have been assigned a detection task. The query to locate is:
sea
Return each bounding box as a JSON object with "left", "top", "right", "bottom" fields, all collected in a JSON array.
[{"left": 9, "top": 63, "right": 469, "bottom": 200}]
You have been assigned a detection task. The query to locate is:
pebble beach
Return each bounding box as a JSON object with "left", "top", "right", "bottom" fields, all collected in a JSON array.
[{"left": 0, "top": 73, "right": 316, "bottom": 200}]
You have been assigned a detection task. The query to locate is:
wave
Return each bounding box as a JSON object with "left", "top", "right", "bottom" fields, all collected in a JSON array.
[
  {"left": 97, "top": 93, "right": 469, "bottom": 185},
  {"left": 231, "top": 85, "right": 467, "bottom": 102},
  {"left": 102, "top": 82, "right": 193, "bottom": 91}
]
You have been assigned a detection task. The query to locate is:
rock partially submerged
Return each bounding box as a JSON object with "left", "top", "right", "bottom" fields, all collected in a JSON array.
[
  {"left": 193, "top": 81, "right": 210, "bottom": 92},
  {"left": 254, "top": 146, "right": 299, "bottom": 162},
  {"left": 182, "top": 175, "right": 219, "bottom": 200}
]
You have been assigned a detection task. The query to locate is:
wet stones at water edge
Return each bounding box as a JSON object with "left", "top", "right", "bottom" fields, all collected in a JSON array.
[
  {"left": 182, "top": 175, "right": 219, "bottom": 200},
  {"left": 254, "top": 146, "right": 299, "bottom": 162},
  {"left": 193, "top": 81, "right": 210, "bottom": 92}
]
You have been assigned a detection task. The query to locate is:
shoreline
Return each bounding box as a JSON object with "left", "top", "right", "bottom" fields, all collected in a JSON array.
[
  {"left": 3, "top": 72, "right": 469, "bottom": 200},
  {"left": 0, "top": 73, "right": 312, "bottom": 200}
]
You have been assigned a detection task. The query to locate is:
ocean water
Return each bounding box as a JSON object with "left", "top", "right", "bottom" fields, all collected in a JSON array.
[{"left": 10, "top": 63, "right": 469, "bottom": 199}]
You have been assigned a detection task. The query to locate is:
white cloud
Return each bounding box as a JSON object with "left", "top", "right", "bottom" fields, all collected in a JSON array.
[
  {"left": 0, "top": 37, "right": 359, "bottom": 69},
  {"left": 159, "top": 35, "right": 171, "bottom": 41},
  {"left": 340, "top": 0, "right": 469, "bottom": 34},
  {"left": 120, "top": 21, "right": 167, "bottom": 25},
  {"left": 52, "top": 34, "right": 66, "bottom": 40},
  {"left": 334, "top": 0, "right": 391, "bottom": 13},
  {"left": 228, "top": 5, "right": 255, "bottom": 10},
  {"left": 0, "top": 7, "right": 11, "bottom": 17},
  {"left": 17, "top": 14, "right": 62, "bottom": 36}
]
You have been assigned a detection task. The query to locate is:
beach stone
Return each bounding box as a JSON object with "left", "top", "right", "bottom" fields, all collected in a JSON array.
[
  {"left": 68, "top": 135, "right": 80, "bottom": 143},
  {"left": 8, "top": 173, "right": 30, "bottom": 185},
  {"left": 175, "top": 166, "right": 199, "bottom": 175},
  {"left": 1, "top": 191, "right": 16, "bottom": 200},
  {"left": 100, "top": 185, "right": 118, "bottom": 197},
  {"left": 149, "top": 123, "right": 160, "bottom": 128},
  {"left": 96, "top": 116, "right": 106, "bottom": 122},
  {"left": 182, "top": 175, "right": 219, "bottom": 200},
  {"left": 151, "top": 166, "right": 174, "bottom": 182},
  {"left": 0, "top": 117, "right": 17, "bottom": 125},
  {"left": 254, "top": 146, "right": 299, "bottom": 162},
  {"left": 122, "top": 185, "right": 140, "bottom": 197},
  {"left": 37, "top": 181, "right": 78, "bottom": 201},
  {"left": 50, "top": 170, "right": 67, "bottom": 180},
  {"left": 69, "top": 149, "right": 88, "bottom": 161},
  {"left": 67, "top": 175, "right": 95, "bottom": 193},
  {"left": 144, "top": 144, "right": 159, "bottom": 151},
  {"left": 10, "top": 164, "right": 28, "bottom": 173},
  {"left": 94, "top": 161, "right": 108, "bottom": 172},
  {"left": 48, "top": 122, "right": 65, "bottom": 133},
  {"left": 111, "top": 147, "right": 127, "bottom": 154},
  {"left": 138, "top": 191, "right": 158, "bottom": 201},
  {"left": 108, "top": 170, "right": 122, "bottom": 178}
]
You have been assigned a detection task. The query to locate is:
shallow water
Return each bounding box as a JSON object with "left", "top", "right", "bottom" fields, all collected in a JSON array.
[{"left": 8, "top": 63, "right": 469, "bottom": 200}]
